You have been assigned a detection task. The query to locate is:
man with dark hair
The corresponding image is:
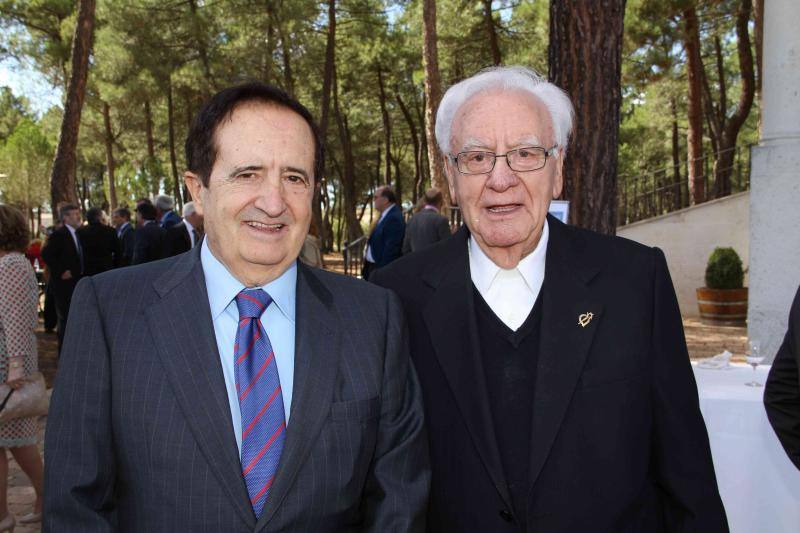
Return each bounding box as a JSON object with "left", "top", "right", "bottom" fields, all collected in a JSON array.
[
  {"left": 403, "top": 188, "right": 451, "bottom": 255},
  {"left": 362, "top": 185, "right": 405, "bottom": 280},
  {"left": 77, "top": 207, "right": 120, "bottom": 276},
  {"left": 132, "top": 202, "right": 165, "bottom": 264},
  {"left": 41, "top": 203, "right": 83, "bottom": 353},
  {"left": 45, "top": 81, "right": 429, "bottom": 532},
  {"left": 111, "top": 207, "right": 135, "bottom": 267}
]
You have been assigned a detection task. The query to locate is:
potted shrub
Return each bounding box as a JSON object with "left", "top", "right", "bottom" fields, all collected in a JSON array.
[{"left": 696, "top": 247, "right": 747, "bottom": 326}]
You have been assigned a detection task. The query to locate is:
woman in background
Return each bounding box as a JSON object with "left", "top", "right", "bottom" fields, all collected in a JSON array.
[{"left": 0, "top": 205, "right": 45, "bottom": 530}]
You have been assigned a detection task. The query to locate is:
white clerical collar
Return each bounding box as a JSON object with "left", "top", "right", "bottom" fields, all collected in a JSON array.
[{"left": 468, "top": 218, "right": 549, "bottom": 297}]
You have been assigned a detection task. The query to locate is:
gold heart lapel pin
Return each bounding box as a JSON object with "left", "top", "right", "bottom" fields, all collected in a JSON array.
[{"left": 578, "top": 312, "right": 594, "bottom": 328}]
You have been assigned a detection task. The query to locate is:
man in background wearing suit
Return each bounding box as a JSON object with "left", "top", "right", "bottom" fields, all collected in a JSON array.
[
  {"left": 163, "top": 200, "right": 204, "bottom": 258},
  {"left": 402, "top": 187, "right": 451, "bottom": 255},
  {"left": 77, "top": 207, "right": 120, "bottom": 276},
  {"left": 112, "top": 207, "right": 135, "bottom": 267},
  {"left": 765, "top": 286, "right": 800, "bottom": 470},
  {"left": 132, "top": 202, "right": 166, "bottom": 264},
  {"left": 44, "top": 81, "right": 429, "bottom": 532},
  {"left": 156, "top": 194, "right": 182, "bottom": 229},
  {"left": 372, "top": 66, "right": 726, "bottom": 532},
  {"left": 362, "top": 185, "right": 405, "bottom": 280},
  {"left": 41, "top": 203, "right": 83, "bottom": 353}
]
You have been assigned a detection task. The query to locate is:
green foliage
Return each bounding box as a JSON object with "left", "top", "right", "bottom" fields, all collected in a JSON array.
[
  {"left": 0, "top": 86, "right": 31, "bottom": 142},
  {"left": 0, "top": 117, "right": 52, "bottom": 210},
  {"left": 705, "top": 247, "right": 744, "bottom": 290}
]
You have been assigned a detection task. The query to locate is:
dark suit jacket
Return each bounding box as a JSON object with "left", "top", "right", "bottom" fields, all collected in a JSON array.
[
  {"left": 402, "top": 208, "right": 450, "bottom": 255},
  {"left": 367, "top": 205, "right": 405, "bottom": 268},
  {"left": 160, "top": 210, "right": 182, "bottom": 229},
  {"left": 162, "top": 221, "right": 192, "bottom": 258},
  {"left": 117, "top": 223, "right": 135, "bottom": 267},
  {"left": 132, "top": 221, "right": 166, "bottom": 265},
  {"left": 765, "top": 286, "right": 800, "bottom": 470},
  {"left": 77, "top": 222, "right": 120, "bottom": 276},
  {"left": 44, "top": 247, "right": 430, "bottom": 532},
  {"left": 41, "top": 226, "right": 82, "bottom": 296},
  {"left": 372, "top": 215, "right": 727, "bottom": 532}
]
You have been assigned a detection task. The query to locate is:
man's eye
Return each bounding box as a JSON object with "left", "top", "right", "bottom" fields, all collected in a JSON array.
[
  {"left": 237, "top": 172, "right": 257, "bottom": 179},
  {"left": 517, "top": 149, "right": 532, "bottom": 158},
  {"left": 466, "top": 153, "right": 486, "bottom": 163},
  {"left": 285, "top": 174, "right": 308, "bottom": 185}
]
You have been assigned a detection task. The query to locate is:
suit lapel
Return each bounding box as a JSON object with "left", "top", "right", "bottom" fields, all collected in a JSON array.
[
  {"left": 528, "top": 216, "right": 603, "bottom": 489},
  {"left": 256, "top": 263, "right": 340, "bottom": 531},
  {"left": 421, "top": 228, "right": 513, "bottom": 508},
  {"left": 146, "top": 249, "right": 255, "bottom": 529}
]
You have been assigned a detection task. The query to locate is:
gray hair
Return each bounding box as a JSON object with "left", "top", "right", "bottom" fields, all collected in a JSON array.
[
  {"left": 182, "top": 201, "right": 196, "bottom": 218},
  {"left": 435, "top": 66, "right": 575, "bottom": 156},
  {"left": 155, "top": 194, "right": 174, "bottom": 211}
]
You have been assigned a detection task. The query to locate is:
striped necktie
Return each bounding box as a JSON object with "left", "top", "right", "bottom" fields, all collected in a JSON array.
[{"left": 234, "top": 288, "right": 286, "bottom": 517}]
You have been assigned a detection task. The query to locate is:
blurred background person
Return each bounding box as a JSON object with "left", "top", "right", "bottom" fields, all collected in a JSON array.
[
  {"left": 41, "top": 204, "right": 83, "bottom": 353},
  {"left": 362, "top": 185, "right": 404, "bottom": 280},
  {"left": 132, "top": 202, "right": 165, "bottom": 265},
  {"left": 112, "top": 207, "right": 135, "bottom": 267},
  {"left": 0, "top": 205, "right": 45, "bottom": 529},
  {"left": 299, "top": 218, "right": 324, "bottom": 268},
  {"left": 77, "top": 207, "right": 120, "bottom": 276},
  {"left": 155, "top": 194, "right": 180, "bottom": 229},
  {"left": 402, "top": 187, "right": 451, "bottom": 255},
  {"left": 162, "top": 201, "right": 203, "bottom": 258}
]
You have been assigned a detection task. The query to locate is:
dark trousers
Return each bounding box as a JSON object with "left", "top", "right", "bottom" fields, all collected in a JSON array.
[
  {"left": 44, "top": 281, "right": 57, "bottom": 331},
  {"left": 53, "top": 280, "right": 77, "bottom": 354},
  {"left": 361, "top": 261, "right": 377, "bottom": 281}
]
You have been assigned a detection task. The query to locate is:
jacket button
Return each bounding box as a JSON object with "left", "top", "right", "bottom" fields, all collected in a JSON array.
[{"left": 499, "top": 509, "right": 514, "bottom": 522}]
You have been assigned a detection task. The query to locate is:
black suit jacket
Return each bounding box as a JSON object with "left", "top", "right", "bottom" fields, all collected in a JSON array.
[
  {"left": 117, "top": 223, "right": 135, "bottom": 267},
  {"left": 77, "top": 222, "right": 120, "bottom": 276},
  {"left": 44, "top": 248, "right": 430, "bottom": 532},
  {"left": 367, "top": 205, "right": 405, "bottom": 268},
  {"left": 162, "top": 221, "right": 192, "bottom": 258},
  {"left": 402, "top": 209, "right": 450, "bottom": 255},
  {"left": 372, "top": 216, "right": 727, "bottom": 532},
  {"left": 132, "top": 221, "right": 166, "bottom": 265},
  {"left": 41, "top": 226, "right": 82, "bottom": 294},
  {"left": 765, "top": 286, "right": 800, "bottom": 470}
]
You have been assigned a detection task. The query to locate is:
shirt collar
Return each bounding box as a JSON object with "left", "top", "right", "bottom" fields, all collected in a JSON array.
[
  {"left": 66, "top": 224, "right": 78, "bottom": 236},
  {"left": 183, "top": 218, "right": 195, "bottom": 234},
  {"left": 468, "top": 218, "right": 549, "bottom": 294},
  {"left": 378, "top": 203, "right": 395, "bottom": 223},
  {"left": 201, "top": 238, "right": 296, "bottom": 324}
]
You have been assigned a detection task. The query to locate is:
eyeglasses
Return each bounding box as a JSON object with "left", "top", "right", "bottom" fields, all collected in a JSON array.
[{"left": 451, "top": 145, "right": 559, "bottom": 175}]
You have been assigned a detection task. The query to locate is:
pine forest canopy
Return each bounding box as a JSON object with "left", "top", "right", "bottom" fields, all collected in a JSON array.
[{"left": 0, "top": 0, "right": 760, "bottom": 246}]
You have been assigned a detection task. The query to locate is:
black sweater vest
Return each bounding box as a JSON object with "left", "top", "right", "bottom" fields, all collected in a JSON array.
[{"left": 474, "top": 285, "right": 543, "bottom": 530}]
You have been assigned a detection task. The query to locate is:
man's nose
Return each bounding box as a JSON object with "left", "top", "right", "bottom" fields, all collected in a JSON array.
[
  {"left": 253, "top": 178, "right": 288, "bottom": 216},
  {"left": 485, "top": 156, "right": 519, "bottom": 191}
]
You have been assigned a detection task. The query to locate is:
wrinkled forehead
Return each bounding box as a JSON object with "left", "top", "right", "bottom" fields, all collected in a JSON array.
[{"left": 449, "top": 88, "right": 554, "bottom": 151}]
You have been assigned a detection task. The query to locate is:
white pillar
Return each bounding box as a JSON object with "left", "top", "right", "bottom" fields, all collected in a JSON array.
[{"left": 748, "top": 0, "right": 800, "bottom": 361}]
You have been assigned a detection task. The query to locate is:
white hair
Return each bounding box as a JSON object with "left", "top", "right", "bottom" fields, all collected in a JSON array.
[
  {"left": 435, "top": 66, "right": 575, "bottom": 156},
  {"left": 155, "top": 194, "right": 174, "bottom": 211},
  {"left": 182, "top": 201, "right": 196, "bottom": 218}
]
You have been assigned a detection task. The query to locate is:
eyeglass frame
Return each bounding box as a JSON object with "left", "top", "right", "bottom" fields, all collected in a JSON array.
[{"left": 449, "top": 144, "right": 560, "bottom": 175}]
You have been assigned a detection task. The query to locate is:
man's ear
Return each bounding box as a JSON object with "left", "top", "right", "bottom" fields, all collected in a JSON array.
[
  {"left": 552, "top": 152, "right": 564, "bottom": 199},
  {"left": 184, "top": 172, "right": 205, "bottom": 214},
  {"left": 444, "top": 158, "right": 458, "bottom": 206}
]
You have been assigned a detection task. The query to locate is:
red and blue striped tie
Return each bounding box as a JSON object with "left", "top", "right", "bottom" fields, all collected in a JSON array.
[{"left": 234, "top": 288, "right": 286, "bottom": 517}]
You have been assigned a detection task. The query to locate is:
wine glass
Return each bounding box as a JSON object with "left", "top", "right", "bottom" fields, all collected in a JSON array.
[{"left": 745, "top": 340, "right": 764, "bottom": 387}]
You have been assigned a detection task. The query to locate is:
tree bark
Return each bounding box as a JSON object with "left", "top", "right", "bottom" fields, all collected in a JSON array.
[
  {"left": 396, "top": 90, "right": 421, "bottom": 204},
  {"left": 670, "top": 97, "right": 685, "bottom": 210},
  {"left": 376, "top": 67, "right": 392, "bottom": 188},
  {"left": 49, "top": 0, "right": 96, "bottom": 211},
  {"left": 422, "top": 0, "right": 449, "bottom": 210},
  {"left": 482, "top": 0, "right": 502, "bottom": 65},
  {"left": 332, "top": 68, "right": 363, "bottom": 242},
  {"left": 102, "top": 101, "right": 118, "bottom": 210},
  {"left": 144, "top": 99, "right": 156, "bottom": 159},
  {"left": 548, "top": 0, "right": 626, "bottom": 234},
  {"left": 753, "top": 0, "right": 764, "bottom": 136},
  {"left": 682, "top": 5, "right": 705, "bottom": 205},
  {"left": 166, "top": 76, "right": 183, "bottom": 209},
  {"left": 315, "top": 0, "right": 337, "bottom": 252}
]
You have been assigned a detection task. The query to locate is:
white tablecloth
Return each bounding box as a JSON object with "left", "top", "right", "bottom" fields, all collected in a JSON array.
[{"left": 693, "top": 362, "right": 800, "bottom": 533}]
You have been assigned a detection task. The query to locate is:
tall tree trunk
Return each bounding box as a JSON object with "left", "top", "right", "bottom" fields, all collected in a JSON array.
[
  {"left": 144, "top": 99, "right": 156, "bottom": 159},
  {"left": 333, "top": 70, "right": 362, "bottom": 242},
  {"left": 315, "top": 0, "right": 337, "bottom": 252},
  {"left": 396, "top": 90, "right": 422, "bottom": 204},
  {"left": 166, "top": 76, "right": 183, "bottom": 208},
  {"left": 49, "top": 0, "right": 96, "bottom": 211},
  {"left": 422, "top": 0, "right": 449, "bottom": 210},
  {"left": 670, "top": 97, "right": 684, "bottom": 210},
  {"left": 753, "top": 0, "right": 764, "bottom": 136},
  {"left": 102, "top": 101, "right": 118, "bottom": 210},
  {"left": 713, "top": 0, "right": 755, "bottom": 198},
  {"left": 376, "top": 67, "right": 392, "bottom": 188},
  {"left": 549, "top": 0, "right": 626, "bottom": 234},
  {"left": 278, "top": 24, "right": 295, "bottom": 96},
  {"left": 482, "top": 0, "right": 502, "bottom": 65},
  {"left": 682, "top": 6, "right": 705, "bottom": 205}
]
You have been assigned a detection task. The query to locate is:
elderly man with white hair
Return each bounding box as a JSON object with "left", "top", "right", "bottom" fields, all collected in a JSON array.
[
  {"left": 155, "top": 194, "right": 182, "bottom": 229},
  {"left": 372, "top": 66, "right": 727, "bottom": 532},
  {"left": 162, "top": 200, "right": 204, "bottom": 257}
]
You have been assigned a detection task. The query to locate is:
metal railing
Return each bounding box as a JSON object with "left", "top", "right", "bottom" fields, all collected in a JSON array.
[
  {"left": 617, "top": 144, "right": 753, "bottom": 226},
  {"left": 342, "top": 235, "right": 367, "bottom": 277}
]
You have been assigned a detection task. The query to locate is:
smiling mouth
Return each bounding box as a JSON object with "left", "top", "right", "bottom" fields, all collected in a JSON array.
[
  {"left": 244, "top": 221, "right": 286, "bottom": 232},
  {"left": 486, "top": 204, "right": 521, "bottom": 214}
]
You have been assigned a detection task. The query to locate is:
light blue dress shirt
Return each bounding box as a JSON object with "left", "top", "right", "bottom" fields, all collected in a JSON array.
[{"left": 201, "top": 239, "right": 296, "bottom": 454}]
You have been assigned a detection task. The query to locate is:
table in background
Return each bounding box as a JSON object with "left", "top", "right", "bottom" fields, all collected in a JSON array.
[{"left": 692, "top": 362, "right": 800, "bottom": 533}]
